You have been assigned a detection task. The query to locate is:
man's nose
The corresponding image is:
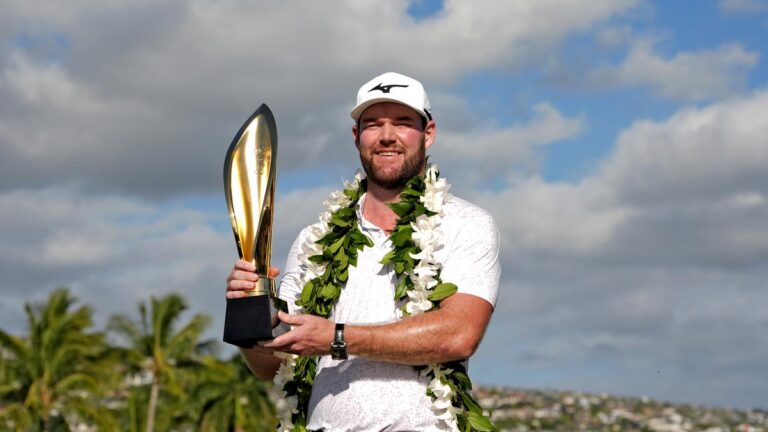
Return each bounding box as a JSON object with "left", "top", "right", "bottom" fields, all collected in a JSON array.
[{"left": 379, "top": 122, "right": 396, "bottom": 144}]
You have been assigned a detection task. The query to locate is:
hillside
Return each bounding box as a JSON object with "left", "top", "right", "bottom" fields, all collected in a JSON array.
[{"left": 475, "top": 387, "right": 767, "bottom": 432}]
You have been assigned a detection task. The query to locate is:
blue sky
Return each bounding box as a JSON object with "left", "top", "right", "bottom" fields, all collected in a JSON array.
[{"left": 1, "top": 0, "right": 767, "bottom": 410}]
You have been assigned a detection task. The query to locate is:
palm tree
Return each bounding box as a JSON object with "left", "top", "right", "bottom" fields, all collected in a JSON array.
[
  {"left": 0, "top": 288, "right": 118, "bottom": 431},
  {"left": 191, "top": 354, "right": 276, "bottom": 431},
  {"left": 108, "top": 293, "right": 212, "bottom": 432}
]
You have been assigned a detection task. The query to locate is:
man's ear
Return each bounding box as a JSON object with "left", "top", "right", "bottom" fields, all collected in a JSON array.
[
  {"left": 352, "top": 124, "right": 360, "bottom": 150},
  {"left": 424, "top": 120, "right": 436, "bottom": 149}
]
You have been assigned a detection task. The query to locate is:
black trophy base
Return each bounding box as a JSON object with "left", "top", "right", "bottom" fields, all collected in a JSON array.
[{"left": 223, "top": 295, "right": 276, "bottom": 348}]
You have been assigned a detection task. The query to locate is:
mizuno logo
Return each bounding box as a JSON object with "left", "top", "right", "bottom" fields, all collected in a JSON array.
[{"left": 369, "top": 83, "right": 409, "bottom": 94}]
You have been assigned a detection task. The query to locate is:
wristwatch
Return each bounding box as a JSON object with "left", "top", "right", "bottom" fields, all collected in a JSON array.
[{"left": 330, "top": 323, "right": 348, "bottom": 360}]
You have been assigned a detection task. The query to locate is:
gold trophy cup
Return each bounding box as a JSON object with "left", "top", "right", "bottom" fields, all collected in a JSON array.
[{"left": 223, "top": 104, "right": 282, "bottom": 347}]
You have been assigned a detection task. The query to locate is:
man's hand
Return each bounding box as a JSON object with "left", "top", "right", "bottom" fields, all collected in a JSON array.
[
  {"left": 259, "top": 311, "right": 334, "bottom": 357},
  {"left": 227, "top": 259, "right": 284, "bottom": 380},
  {"left": 226, "top": 259, "right": 280, "bottom": 299}
]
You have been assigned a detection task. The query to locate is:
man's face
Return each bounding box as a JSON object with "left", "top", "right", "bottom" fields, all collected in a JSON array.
[{"left": 353, "top": 102, "right": 435, "bottom": 190}]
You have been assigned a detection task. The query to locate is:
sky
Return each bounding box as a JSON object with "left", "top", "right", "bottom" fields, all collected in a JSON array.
[{"left": 1, "top": 0, "right": 767, "bottom": 410}]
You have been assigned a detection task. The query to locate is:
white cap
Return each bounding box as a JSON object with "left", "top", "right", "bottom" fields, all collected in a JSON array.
[{"left": 350, "top": 72, "right": 432, "bottom": 121}]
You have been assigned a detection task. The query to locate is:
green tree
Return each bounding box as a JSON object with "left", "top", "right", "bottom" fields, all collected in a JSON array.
[
  {"left": 0, "top": 288, "right": 118, "bottom": 431},
  {"left": 192, "top": 354, "right": 276, "bottom": 431},
  {"left": 108, "top": 293, "right": 212, "bottom": 432}
]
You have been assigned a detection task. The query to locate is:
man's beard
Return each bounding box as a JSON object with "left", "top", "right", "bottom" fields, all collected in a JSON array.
[{"left": 359, "top": 140, "right": 426, "bottom": 191}]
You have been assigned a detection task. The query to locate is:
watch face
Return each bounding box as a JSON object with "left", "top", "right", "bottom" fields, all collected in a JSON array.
[{"left": 331, "top": 343, "right": 348, "bottom": 360}]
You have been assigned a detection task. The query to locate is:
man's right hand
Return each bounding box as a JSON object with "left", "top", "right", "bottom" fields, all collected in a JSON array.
[
  {"left": 225, "top": 259, "right": 281, "bottom": 299},
  {"left": 226, "top": 259, "right": 284, "bottom": 379}
]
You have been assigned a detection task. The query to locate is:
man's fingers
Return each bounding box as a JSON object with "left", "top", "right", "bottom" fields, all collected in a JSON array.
[
  {"left": 260, "top": 333, "right": 292, "bottom": 349},
  {"left": 234, "top": 259, "right": 257, "bottom": 271},
  {"left": 278, "top": 310, "right": 303, "bottom": 325},
  {"left": 268, "top": 266, "right": 281, "bottom": 278},
  {"left": 227, "top": 279, "right": 257, "bottom": 291},
  {"left": 226, "top": 291, "right": 246, "bottom": 299},
  {"left": 226, "top": 267, "right": 259, "bottom": 284},
  {"left": 233, "top": 270, "right": 259, "bottom": 281}
]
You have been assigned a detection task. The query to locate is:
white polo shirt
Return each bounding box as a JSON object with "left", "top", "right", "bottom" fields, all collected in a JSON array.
[{"left": 278, "top": 193, "right": 500, "bottom": 431}]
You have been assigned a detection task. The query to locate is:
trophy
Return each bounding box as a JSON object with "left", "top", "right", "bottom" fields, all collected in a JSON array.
[{"left": 223, "top": 104, "right": 282, "bottom": 347}]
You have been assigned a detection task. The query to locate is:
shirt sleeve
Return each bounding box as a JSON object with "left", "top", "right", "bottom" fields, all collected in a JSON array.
[
  {"left": 439, "top": 205, "right": 501, "bottom": 308},
  {"left": 277, "top": 228, "right": 307, "bottom": 315}
]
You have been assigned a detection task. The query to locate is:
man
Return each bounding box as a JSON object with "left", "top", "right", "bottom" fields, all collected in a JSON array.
[{"left": 226, "top": 72, "right": 500, "bottom": 431}]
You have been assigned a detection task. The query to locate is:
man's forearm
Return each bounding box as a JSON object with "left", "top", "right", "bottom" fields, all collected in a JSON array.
[
  {"left": 239, "top": 347, "right": 283, "bottom": 380},
  {"left": 345, "top": 293, "right": 493, "bottom": 365},
  {"left": 260, "top": 293, "right": 493, "bottom": 365}
]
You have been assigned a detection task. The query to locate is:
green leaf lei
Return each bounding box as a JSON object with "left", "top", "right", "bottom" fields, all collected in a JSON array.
[{"left": 273, "top": 166, "right": 496, "bottom": 432}]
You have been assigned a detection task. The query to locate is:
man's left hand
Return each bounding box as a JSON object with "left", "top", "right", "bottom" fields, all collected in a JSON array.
[{"left": 259, "top": 311, "right": 334, "bottom": 356}]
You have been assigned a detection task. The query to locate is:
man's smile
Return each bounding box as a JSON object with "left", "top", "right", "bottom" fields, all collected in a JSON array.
[
  {"left": 373, "top": 148, "right": 405, "bottom": 162},
  {"left": 375, "top": 151, "right": 402, "bottom": 157}
]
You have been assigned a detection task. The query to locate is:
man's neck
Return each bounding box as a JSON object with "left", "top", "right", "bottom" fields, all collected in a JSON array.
[{"left": 362, "top": 182, "right": 402, "bottom": 233}]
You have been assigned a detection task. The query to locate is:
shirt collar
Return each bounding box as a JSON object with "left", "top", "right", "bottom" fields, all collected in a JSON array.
[{"left": 355, "top": 192, "right": 388, "bottom": 235}]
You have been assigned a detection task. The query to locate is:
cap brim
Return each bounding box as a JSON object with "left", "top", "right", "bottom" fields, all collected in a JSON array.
[{"left": 350, "top": 97, "right": 428, "bottom": 121}]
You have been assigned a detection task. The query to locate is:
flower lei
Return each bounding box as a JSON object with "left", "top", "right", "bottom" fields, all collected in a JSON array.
[{"left": 269, "top": 164, "right": 495, "bottom": 432}]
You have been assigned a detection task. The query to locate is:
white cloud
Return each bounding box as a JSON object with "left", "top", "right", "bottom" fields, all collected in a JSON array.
[
  {"left": 478, "top": 91, "right": 768, "bottom": 269},
  {"left": 719, "top": 0, "right": 767, "bottom": 14},
  {"left": 591, "top": 40, "right": 759, "bottom": 100},
  {"left": 0, "top": 0, "right": 638, "bottom": 197},
  {"left": 477, "top": 177, "right": 627, "bottom": 256},
  {"left": 439, "top": 103, "right": 583, "bottom": 162},
  {"left": 603, "top": 90, "right": 768, "bottom": 204},
  {"left": 2, "top": 0, "right": 768, "bottom": 410},
  {"left": 429, "top": 103, "right": 584, "bottom": 187},
  {"left": 0, "top": 184, "right": 328, "bottom": 337},
  {"left": 468, "top": 90, "right": 768, "bottom": 407},
  {"left": 594, "top": 25, "right": 634, "bottom": 48}
]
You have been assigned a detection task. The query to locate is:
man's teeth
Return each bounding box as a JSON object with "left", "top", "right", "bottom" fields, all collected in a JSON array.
[{"left": 378, "top": 152, "right": 400, "bottom": 156}]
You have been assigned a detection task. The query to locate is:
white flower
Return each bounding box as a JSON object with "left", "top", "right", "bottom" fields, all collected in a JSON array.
[
  {"left": 433, "top": 396, "right": 453, "bottom": 410},
  {"left": 273, "top": 362, "right": 294, "bottom": 388},
  {"left": 270, "top": 357, "right": 299, "bottom": 432},
  {"left": 437, "top": 406, "right": 461, "bottom": 431},
  {"left": 409, "top": 247, "right": 431, "bottom": 262},
  {"left": 412, "top": 261, "right": 438, "bottom": 280},
  {"left": 425, "top": 363, "right": 460, "bottom": 432},
  {"left": 425, "top": 163, "right": 439, "bottom": 182},
  {"left": 298, "top": 222, "right": 331, "bottom": 282},
  {"left": 405, "top": 287, "right": 433, "bottom": 315},
  {"left": 274, "top": 394, "right": 298, "bottom": 431},
  {"left": 422, "top": 164, "right": 450, "bottom": 214},
  {"left": 274, "top": 394, "right": 298, "bottom": 414},
  {"left": 410, "top": 262, "right": 438, "bottom": 291},
  {"left": 421, "top": 363, "right": 452, "bottom": 379},
  {"left": 298, "top": 242, "right": 322, "bottom": 264},
  {"left": 411, "top": 215, "right": 440, "bottom": 250},
  {"left": 272, "top": 356, "right": 297, "bottom": 389},
  {"left": 323, "top": 189, "right": 352, "bottom": 214},
  {"left": 304, "top": 261, "right": 327, "bottom": 282},
  {"left": 307, "top": 221, "right": 330, "bottom": 241},
  {"left": 298, "top": 223, "right": 327, "bottom": 261},
  {"left": 428, "top": 377, "right": 459, "bottom": 430},
  {"left": 429, "top": 377, "right": 452, "bottom": 397},
  {"left": 343, "top": 169, "right": 365, "bottom": 190}
]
